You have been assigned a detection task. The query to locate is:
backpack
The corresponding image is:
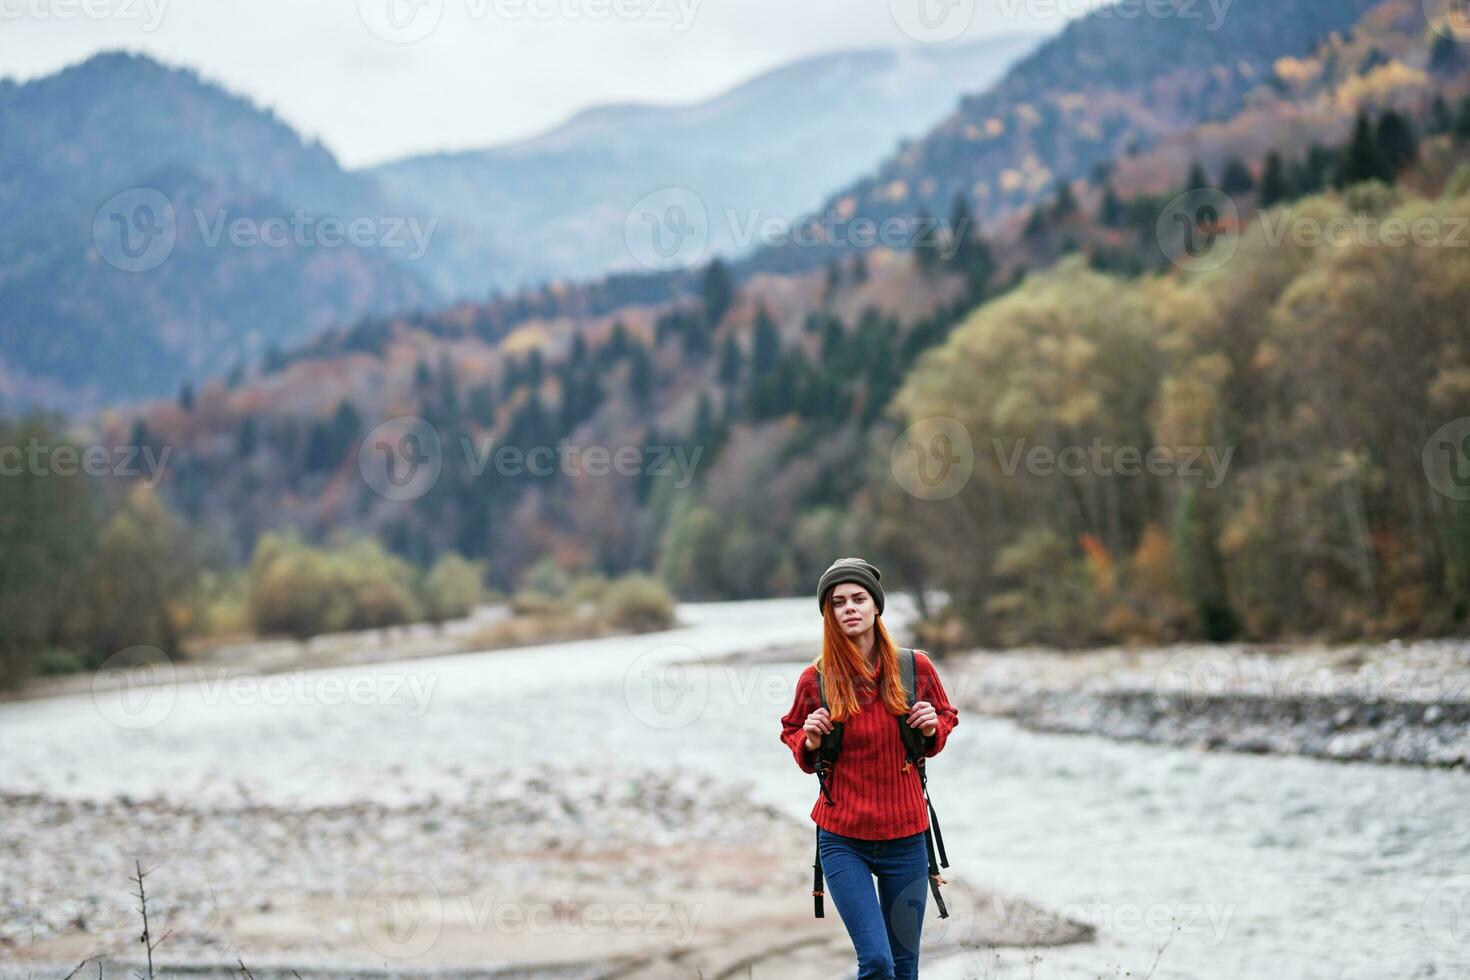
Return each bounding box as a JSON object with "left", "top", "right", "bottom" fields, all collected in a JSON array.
[{"left": 811, "top": 646, "right": 951, "bottom": 919}]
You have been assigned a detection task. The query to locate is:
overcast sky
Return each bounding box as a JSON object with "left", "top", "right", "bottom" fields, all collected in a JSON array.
[{"left": 0, "top": 0, "right": 1075, "bottom": 167}]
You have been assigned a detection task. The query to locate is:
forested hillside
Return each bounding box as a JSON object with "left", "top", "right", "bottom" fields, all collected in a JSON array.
[{"left": 6, "top": 0, "right": 1470, "bottom": 686}]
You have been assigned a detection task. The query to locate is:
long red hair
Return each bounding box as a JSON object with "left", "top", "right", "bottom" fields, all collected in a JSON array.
[{"left": 813, "top": 598, "right": 908, "bottom": 721}]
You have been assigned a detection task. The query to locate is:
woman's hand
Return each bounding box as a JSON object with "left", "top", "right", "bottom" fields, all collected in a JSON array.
[
  {"left": 803, "top": 706, "right": 833, "bottom": 750},
  {"left": 907, "top": 700, "right": 938, "bottom": 737}
]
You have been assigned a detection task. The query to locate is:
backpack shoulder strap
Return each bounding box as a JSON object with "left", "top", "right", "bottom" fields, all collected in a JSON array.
[
  {"left": 813, "top": 665, "right": 843, "bottom": 808},
  {"left": 895, "top": 647, "right": 929, "bottom": 766},
  {"left": 899, "top": 647, "right": 917, "bottom": 706}
]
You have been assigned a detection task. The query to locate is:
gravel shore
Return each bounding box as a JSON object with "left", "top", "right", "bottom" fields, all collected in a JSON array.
[
  {"left": 950, "top": 638, "right": 1470, "bottom": 767},
  {"left": 2, "top": 766, "right": 1089, "bottom": 979}
]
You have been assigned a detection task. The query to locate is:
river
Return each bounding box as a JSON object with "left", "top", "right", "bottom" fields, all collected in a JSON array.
[{"left": 1, "top": 596, "right": 1465, "bottom": 979}]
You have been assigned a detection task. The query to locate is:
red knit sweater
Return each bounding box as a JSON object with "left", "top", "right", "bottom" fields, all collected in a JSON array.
[{"left": 779, "top": 650, "right": 959, "bottom": 840}]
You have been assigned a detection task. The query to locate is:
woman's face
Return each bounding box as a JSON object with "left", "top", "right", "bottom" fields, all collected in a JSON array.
[{"left": 828, "top": 582, "right": 877, "bottom": 637}]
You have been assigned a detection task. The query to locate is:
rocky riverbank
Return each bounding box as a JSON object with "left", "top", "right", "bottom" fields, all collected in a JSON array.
[
  {"left": 949, "top": 638, "right": 1470, "bottom": 767},
  {"left": 1, "top": 766, "right": 1090, "bottom": 979}
]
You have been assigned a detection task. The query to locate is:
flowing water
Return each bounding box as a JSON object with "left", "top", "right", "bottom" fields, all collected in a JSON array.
[{"left": 2, "top": 596, "right": 1466, "bottom": 979}]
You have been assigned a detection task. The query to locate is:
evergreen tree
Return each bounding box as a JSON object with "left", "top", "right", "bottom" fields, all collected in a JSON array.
[
  {"left": 1220, "top": 158, "right": 1255, "bottom": 196},
  {"left": 526, "top": 348, "right": 544, "bottom": 389},
  {"left": 717, "top": 333, "right": 743, "bottom": 386},
  {"left": 1023, "top": 205, "right": 1046, "bottom": 241},
  {"left": 1336, "top": 109, "right": 1382, "bottom": 188},
  {"left": 1259, "top": 152, "right": 1289, "bottom": 207},
  {"left": 331, "top": 401, "right": 362, "bottom": 457},
  {"left": 1100, "top": 186, "right": 1123, "bottom": 228},
  {"left": 1294, "top": 143, "right": 1334, "bottom": 195},
  {"left": 468, "top": 383, "right": 497, "bottom": 427},
  {"left": 946, "top": 193, "right": 978, "bottom": 266},
  {"left": 1051, "top": 182, "right": 1077, "bottom": 218},
  {"left": 607, "top": 321, "right": 632, "bottom": 360},
  {"left": 692, "top": 391, "right": 716, "bottom": 449},
  {"left": 820, "top": 316, "right": 845, "bottom": 368},
  {"left": 177, "top": 382, "right": 194, "bottom": 411},
  {"left": 1456, "top": 96, "right": 1470, "bottom": 141},
  {"left": 1431, "top": 33, "right": 1461, "bottom": 73},
  {"left": 751, "top": 306, "right": 781, "bottom": 378},
  {"left": 628, "top": 343, "right": 654, "bottom": 407},
  {"left": 1375, "top": 109, "right": 1418, "bottom": 177},
  {"left": 305, "top": 421, "right": 334, "bottom": 473},
  {"left": 913, "top": 210, "right": 941, "bottom": 273},
  {"left": 701, "top": 259, "right": 734, "bottom": 327},
  {"left": 850, "top": 253, "right": 868, "bottom": 283},
  {"left": 823, "top": 259, "right": 842, "bottom": 303},
  {"left": 237, "top": 415, "right": 257, "bottom": 458},
  {"left": 1185, "top": 161, "right": 1210, "bottom": 192},
  {"left": 1430, "top": 94, "right": 1453, "bottom": 136}
]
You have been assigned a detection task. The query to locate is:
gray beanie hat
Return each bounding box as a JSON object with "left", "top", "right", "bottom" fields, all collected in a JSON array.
[{"left": 817, "top": 557, "right": 885, "bottom": 615}]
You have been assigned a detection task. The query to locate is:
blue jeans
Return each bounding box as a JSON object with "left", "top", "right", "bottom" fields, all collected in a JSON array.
[{"left": 817, "top": 827, "right": 930, "bottom": 979}]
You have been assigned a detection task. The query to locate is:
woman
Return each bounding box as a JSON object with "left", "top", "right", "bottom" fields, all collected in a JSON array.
[{"left": 779, "top": 557, "right": 959, "bottom": 980}]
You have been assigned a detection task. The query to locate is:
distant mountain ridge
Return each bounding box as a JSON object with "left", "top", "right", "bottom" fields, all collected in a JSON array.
[
  {"left": 0, "top": 51, "right": 443, "bottom": 409},
  {"left": 369, "top": 35, "right": 1043, "bottom": 289},
  {"left": 0, "top": 39, "right": 1041, "bottom": 410}
]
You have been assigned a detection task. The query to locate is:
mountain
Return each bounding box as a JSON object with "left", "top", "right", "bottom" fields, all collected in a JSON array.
[
  {"left": 748, "top": 0, "right": 1386, "bottom": 272},
  {"left": 0, "top": 52, "right": 443, "bottom": 409},
  {"left": 368, "top": 35, "right": 1041, "bottom": 291},
  {"left": 0, "top": 40, "right": 1041, "bottom": 410}
]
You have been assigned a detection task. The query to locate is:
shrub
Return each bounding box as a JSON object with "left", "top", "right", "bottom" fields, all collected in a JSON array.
[
  {"left": 601, "top": 574, "right": 677, "bottom": 632},
  {"left": 422, "top": 554, "right": 486, "bottom": 623}
]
